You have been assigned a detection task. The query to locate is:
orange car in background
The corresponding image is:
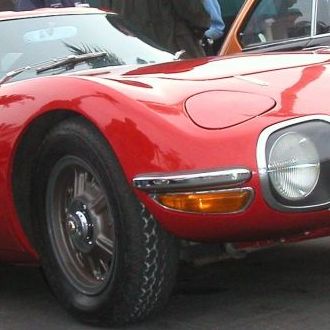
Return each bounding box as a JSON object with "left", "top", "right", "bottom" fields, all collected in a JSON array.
[{"left": 219, "top": 0, "right": 330, "bottom": 56}]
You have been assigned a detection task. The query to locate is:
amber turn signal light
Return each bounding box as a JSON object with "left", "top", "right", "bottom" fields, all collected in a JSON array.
[{"left": 155, "top": 188, "right": 253, "bottom": 214}]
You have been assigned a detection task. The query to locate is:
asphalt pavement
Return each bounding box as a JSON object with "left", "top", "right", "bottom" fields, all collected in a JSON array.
[{"left": 1, "top": 238, "right": 330, "bottom": 330}]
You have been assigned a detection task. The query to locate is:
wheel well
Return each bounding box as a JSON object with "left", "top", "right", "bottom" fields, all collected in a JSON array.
[{"left": 12, "top": 110, "right": 80, "bottom": 247}]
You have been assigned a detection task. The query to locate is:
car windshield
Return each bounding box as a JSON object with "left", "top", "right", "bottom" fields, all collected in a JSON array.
[{"left": 0, "top": 13, "right": 174, "bottom": 82}]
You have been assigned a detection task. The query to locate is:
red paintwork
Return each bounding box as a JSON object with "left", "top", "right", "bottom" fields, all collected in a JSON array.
[
  {"left": 2, "top": 11, "right": 330, "bottom": 263},
  {"left": 185, "top": 91, "right": 276, "bottom": 129}
]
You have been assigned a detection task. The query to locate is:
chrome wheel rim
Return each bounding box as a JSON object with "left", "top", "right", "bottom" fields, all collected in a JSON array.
[{"left": 46, "top": 156, "right": 115, "bottom": 295}]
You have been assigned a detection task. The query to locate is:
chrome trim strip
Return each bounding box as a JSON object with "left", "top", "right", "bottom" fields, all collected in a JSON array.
[
  {"left": 152, "top": 187, "right": 255, "bottom": 215},
  {"left": 311, "top": 0, "right": 317, "bottom": 37},
  {"left": 233, "top": 75, "right": 269, "bottom": 86},
  {"left": 243, "top": 36, "right": 311, "bottom": 52},
  {"left": 257, "top": 115, "right": 330, "bottom": 212},
  {"left": 311, "top": 32, "right": 330, "bottom": 39},
  {"left": 133, "top": 168, "right": 251, "bottom": 192}
]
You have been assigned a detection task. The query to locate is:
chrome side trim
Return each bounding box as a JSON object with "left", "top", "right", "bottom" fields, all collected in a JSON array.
[
  {"left": 133, "top": 168, "right": 251, "bottom": 192},
  {"left": 257, "top": 115, "right": 330, "bottom": 212}
]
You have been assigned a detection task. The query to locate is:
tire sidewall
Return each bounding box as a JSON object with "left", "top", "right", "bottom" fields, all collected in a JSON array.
[{"left": 33, "top": 118, "right": 146, "bottom": 318}]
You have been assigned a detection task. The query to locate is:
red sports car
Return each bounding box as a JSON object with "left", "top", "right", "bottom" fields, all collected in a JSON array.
[{"left": 1, "top": 7, "right": 330, "bottom": 326}]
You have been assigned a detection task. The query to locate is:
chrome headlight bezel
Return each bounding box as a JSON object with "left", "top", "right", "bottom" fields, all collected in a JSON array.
[{"left": 257, "top": 115, "right": 330, "bottom": 212}]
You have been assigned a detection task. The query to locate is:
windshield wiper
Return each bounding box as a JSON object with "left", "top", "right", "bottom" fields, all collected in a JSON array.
[
  {"left": 0, "top": 52, "right": 107, "bottom": 86},
  {"left": 36, "top": 52, "right": 107, "bottom": 74},
  {"left": 0, "top": 66, "right": 32, "bottom": 85}
]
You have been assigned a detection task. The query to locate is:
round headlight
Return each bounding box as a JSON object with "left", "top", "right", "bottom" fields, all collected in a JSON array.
[{"left": 268, "top": 132, "right": 320, "bottom": 201}]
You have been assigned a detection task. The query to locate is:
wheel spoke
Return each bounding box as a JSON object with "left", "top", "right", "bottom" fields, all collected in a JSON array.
[
  {"left": 74, "top": 169, "right": 86, "bottom": 197},
  {"left": 86, "top": 255, "right": 104, "bottom": 281},
  {"left": 66, "top": 186, "right": 74, "bottom": 205},
  {"left": 99, "top": 258, "right": 109, "bottom": 274},
  {"left": 96, "top": 235, "right": 114, "bottom": 257},
  {"left": 48, "top": 156, "right": 115, "bottom": 292},
  {"left": 86, "top": 255, "right": 97, "bottom": 275},
  {"left": 89, "top": 191, "right": 107, "bottom": 214},
  {"left": 75, "top": 251, "right": 85, "bottom": 267}
]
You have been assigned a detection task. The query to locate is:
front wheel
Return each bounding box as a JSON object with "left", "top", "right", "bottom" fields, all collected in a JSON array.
[{"left": 32, "top": 117, "right": 178, "bottom": 326}]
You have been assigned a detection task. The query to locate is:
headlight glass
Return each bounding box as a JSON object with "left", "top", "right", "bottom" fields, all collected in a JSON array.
[
  {"left": 268, "top": 132, "right": 320, "bottom": 201},
  {"left": 258, "top": 119, "right": 330, "bottom": 211}
]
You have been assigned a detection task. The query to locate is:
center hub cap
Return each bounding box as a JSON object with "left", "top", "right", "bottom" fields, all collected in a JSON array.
[{"left": 66, "top": 199, "right": 94, "bottom": 253}]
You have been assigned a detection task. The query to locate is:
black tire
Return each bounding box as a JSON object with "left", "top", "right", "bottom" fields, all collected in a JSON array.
[{"left": 32, "top": 117, "right": 178, "bottom": 326}]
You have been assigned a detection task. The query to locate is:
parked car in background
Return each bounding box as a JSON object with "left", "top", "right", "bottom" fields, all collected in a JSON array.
[
  {"left": 3, "top": 6, "right": 330, "bottom": 327},
  {"left": 220, "top": 0, "right": 330, "bottom": 55}
]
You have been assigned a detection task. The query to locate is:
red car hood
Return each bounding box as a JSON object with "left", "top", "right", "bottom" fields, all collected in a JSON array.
[
  {"left": 80, "top": 52, "right": 330, "bottom": 129},
  {"left": 94, "top": 52, "right": 330, "bottom": 80}
]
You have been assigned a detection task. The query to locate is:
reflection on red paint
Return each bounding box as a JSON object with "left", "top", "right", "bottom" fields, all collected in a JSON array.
[{"left": 279, "top": 65, "right": 326, "bottom": 115}]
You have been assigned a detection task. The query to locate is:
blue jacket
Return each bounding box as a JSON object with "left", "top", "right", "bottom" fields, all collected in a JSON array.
[{"left": 203, "top": 0, "right": 225, "bottom": 40}]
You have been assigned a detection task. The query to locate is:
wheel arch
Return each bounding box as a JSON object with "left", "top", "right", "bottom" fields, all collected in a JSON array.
[{"left": 12, "top": 110, "right": 94, "bottom": 248}]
